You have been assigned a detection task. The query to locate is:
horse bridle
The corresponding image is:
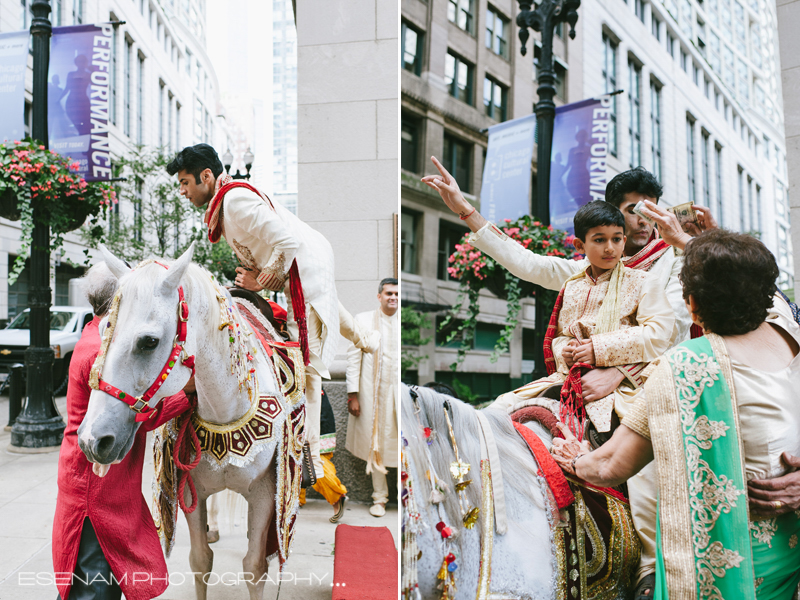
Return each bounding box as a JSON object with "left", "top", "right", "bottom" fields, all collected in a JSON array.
[{"left": 94, "top": 263, "right": 196, "bottom": 422}]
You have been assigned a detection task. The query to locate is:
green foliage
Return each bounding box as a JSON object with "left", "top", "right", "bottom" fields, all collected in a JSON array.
[
  {"left": 81, "top": 146, "right": 238, "bottom": 284},
  {"left": 451, "top": 377, "right": 479, "bottom": 404},
  {"left": 440, "top": 215, "right": 577, "bottom": 370},
  {"left": 0, "top": 139, "right": 115, "bottom": 284},
  {"left": 400, "top": 306, "right": 432, "bottom": 378}
]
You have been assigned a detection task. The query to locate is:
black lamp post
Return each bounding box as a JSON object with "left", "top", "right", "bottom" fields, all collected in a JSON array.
[
  {"left": 11, "top": 0, "right": 65, "bottom": 450},
  {"left": 222, "top": 147, "right": 255, "bottom": 180},
  {"left": 516, "top": 0, "right": 581, "bottom": 379}
]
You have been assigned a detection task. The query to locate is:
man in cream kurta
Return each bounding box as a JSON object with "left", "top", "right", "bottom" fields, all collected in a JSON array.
[
  {"left": 167, "top": 144, "right": 377, "bottom": 479},
  {"left": 345, "top": 279, "right": 399, "bottom": 517},
  {"left": 422, "top": 160, "right": 687, "bottom": 596}
]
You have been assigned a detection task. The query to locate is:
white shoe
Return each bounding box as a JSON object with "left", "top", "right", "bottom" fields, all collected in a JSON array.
[{"left": 369, "top": 503, "right": 386, "bottom": 517}]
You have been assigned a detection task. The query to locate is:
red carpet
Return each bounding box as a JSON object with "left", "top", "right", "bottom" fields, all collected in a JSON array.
[{"left": 332, "top": 524, "right": 398, "bottom": 600}]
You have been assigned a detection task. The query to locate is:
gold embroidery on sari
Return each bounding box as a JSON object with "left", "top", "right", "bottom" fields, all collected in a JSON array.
[
  {"left": 749, "top": 520, "right": 778, "bottom": 548},
  {"left": 667, "top": 342, "right": 747, "bottom": 599},
  {"left": 788, "top": 534, "right": 797, "bottom": 549}
]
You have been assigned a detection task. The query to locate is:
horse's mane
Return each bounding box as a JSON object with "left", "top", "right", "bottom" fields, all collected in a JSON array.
[{"left": 402, "top": 385, "right": 544, "bottom": 543}]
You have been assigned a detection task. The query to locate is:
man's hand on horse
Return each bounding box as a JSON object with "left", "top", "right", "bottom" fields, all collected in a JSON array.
[
  {"left": 235, "top": 267, "right": 264, "bottom": 292},
  {"left": 550, "top": 423, "right": 592, "bottom": 475},
  {"left": 581, "top": 368, "right": 625, "bottom": 404},
  {"left": 748, "top": 452, "right": 800, "bottom": 517},
  {"left": 347, "top": 392, "right": 360, "bottom": 417}
]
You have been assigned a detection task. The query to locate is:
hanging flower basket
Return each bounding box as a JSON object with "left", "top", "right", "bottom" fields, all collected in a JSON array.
[
  {"left": 0, "top": 139, "right": 117, "bottom": 284},
  {"left": 441, "top": 214, "right": 580, "bottom": 369}
]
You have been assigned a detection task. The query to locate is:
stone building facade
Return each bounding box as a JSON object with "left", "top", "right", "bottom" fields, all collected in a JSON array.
[{"left": 401, "top": 0, "right": 791, "bottom": 400}]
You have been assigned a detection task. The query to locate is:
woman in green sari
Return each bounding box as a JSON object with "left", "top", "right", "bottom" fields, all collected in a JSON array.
[{"left": 551, "top": 229, "right": 800, "bottom": 600}]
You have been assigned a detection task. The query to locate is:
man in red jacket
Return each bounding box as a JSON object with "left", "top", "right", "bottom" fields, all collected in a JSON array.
[{"left": 53, "top": 262, "right": 192, "bottom": 600}]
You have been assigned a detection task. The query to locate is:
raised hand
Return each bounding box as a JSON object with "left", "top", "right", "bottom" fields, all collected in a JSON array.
[
  {"left": 421, "top": 157, "right": 473, "bottom": 217},
  {"left": 639, "top": 201, "right": 691, "bottom": 250}
]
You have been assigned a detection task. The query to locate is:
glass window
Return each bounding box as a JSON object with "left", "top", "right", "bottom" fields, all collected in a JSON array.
[
  {"left": 437, "top": 219, "right": 470, "bottom": 280},
  {"left": 715, "top": 143, "right": 723, "bottom": 226},
  {"left": 650, "top": 81, "right": 662, "bottom": 181},
  {"left": 484, "top": 77, "right": 507, "bottom": 121},
  {"left": 401, "top": 21, "right": 423, "bottom": 75},
  {"left": 702, "top": 131, "right": 711, "bottom": 209},
  {"left": 635, "top": 0, "right": 645, "bottom": 22},
  {"left": 401, "top": 209, "right": 421, "bottom": 275},
  {"left": 486, "top": 7, "right": 509, "bottom": 58},
  {"left": 443, "top": 133, "right": 472, "bottom": 194},
  {"left": 448, "top": 0, "right": 475, "bottom": 34},
  {"left": 686, "top": 117, "right": 696, "bottom": 203},
  {"left": 602, "top": 35, "right": 618, "bottom": 157},
  {"left": 124, "top": 38, "right": 133, "bottom": 137},
  {"left": 401, "top": 116, "right": 420, "bottom": 173},
  {"left": 737, "top": 166, "right": 745, "bottom": 231},
  {"left": 652, "top": 14, "right": 661, "bottom": 40},
  {"left": 445, "top": 52, "right": 474, "bottom": 105},
  {"left": 628, "top": 61, "right": 642, "bottom": 168}
]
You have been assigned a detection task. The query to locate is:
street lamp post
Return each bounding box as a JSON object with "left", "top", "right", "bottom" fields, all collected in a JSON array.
[
  {"left": 11, "top": 0, "right": 65, "bottom": 450},
  {"left": 222, "top": 148, "right": 255, "bottom": 180},
  {"left": 515, "top": 0, "right": 580, "bottom": 379}
]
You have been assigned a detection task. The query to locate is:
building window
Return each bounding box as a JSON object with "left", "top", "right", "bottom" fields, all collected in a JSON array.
[
  {"left": 533, "top": 46, "right": 567, "bottom": 99},
  {"left": 628, "top": 60, "right": 642, "bottom": 168},
  {"left": 401, "top": 116, "right": 420, "bottom": 173},
  {"left": 443, "top": 133, "right": 472, "bottom": 194},
  {"left": 650, "top": 81, "right": 662, "bottom": 181},
  {"left": 159, "top": 81, "right": 165, "bottom": 147},
  {"left": 484, "top": 77, "right": 507, "bottom": 122},
  {"left": 438, "top": 219, "right": 470, "bottom": 280},
  {"left": 714, "top": 143, "right": 723, "bottom": 226},
  {"left": 124, "top": 38, "right": 133, "bottom": 137},
  {"left": 401, "top": 21, "right": 423, "bottom": 75},
  {"left": 681, "top": 49, "right": 689, "bottom": 72},
  {"left": 73, "top": 0, "right": 83, "bottom": 24},
  {"left": 747, "top": 175, "right": 755, "bottom": 233},
  {"left": 110, "top": 22, "right": 117, "bottom": 125},
  {"left": 686, "top": 117, "right": 695, "bottom": 203},
  {"left": 445, "top": 52, "right": 474, "bottom": 105},
  {"left": 176, "top": 102, "right": 181, "bottom": 148},
  {"left": 737, "top": 166, "right": 745, "bottom": 231},
  {"left": 652, "top": 14, "right": 661, "bottom": 40},
  {"left": 401, "top": 209, "right": 420, "bottom": 275},
  {"left": 52, "top": 0, "right": 61, "bottom": 25},
  {"left": 701, "top": 131, "right": 711, "bottom": 209},
  {"left": 486, "top": 7, "right": 509, "bottom": 58},
  {"left": 635, "top": 0, "right": 645, "bottom": 22},
  {"left": 602, "top": 35, "right": 618, "bottom": 157},
  {"left": 448, "top": 0, "right": 475, "bottom": 34},
  {"left": 755, "top": 184, "right": 762, "bottom": 236},
  {"left": 667, "top": 32, "right": 676, "bottom": 57},
  {"left": 137, "top": 52, "right": 144, "bottom": 144}
]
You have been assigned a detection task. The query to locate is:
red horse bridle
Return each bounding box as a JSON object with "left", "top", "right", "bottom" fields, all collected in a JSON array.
[{"left": 97, "top": 266, "right": 196, "bottom": 422}]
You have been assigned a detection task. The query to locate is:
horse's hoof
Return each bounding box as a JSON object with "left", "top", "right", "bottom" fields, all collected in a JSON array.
[
  {"left": 330, "top": 496, "right": 346, "bottom": 523},
  {"left": 369, "top": 503, "right": 386, "bottom": 517},
  {"left": 207, "top": 529, "right": 220, "bottom": 544}
]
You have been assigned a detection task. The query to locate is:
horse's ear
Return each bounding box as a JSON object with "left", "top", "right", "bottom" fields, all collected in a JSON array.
[
  {"left": 162, "top": 242, "right": 195, "bottom": 294},
  {"left": 98, "top": 244, "right": 131, "bottom": 279}
]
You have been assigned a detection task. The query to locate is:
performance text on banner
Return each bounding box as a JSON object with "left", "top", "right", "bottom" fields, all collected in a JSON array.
[
  {"left": 549, "top": 96, "right": 611, "bottom": 235},
  {"left": 0, "top": 31, "right": 31, "bottom": 143},
  {"left": 49, "top": 23, "right": 114, "bottom": 181},
  {"left": 479, "top": 114, "right": 536, "bottom": 223}
]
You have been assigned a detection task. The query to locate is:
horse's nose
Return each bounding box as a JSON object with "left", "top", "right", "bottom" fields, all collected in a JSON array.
[{"left": 96, "top": 434, "right": 116, "bottom": 459}]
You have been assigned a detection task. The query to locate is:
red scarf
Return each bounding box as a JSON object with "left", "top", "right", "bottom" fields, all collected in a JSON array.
[
  {"left": 204, "top": 178, "right": 310, "bottom": 366},
  {"left": 622, "top": 232, "right": 670, "bottom": 270}
]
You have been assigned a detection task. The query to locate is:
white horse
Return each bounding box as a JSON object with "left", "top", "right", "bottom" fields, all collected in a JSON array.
[
  {"left": 402, "top": 384, "right": 639, "bottom": 600},
  {"left": 78, "top": 244, "right": 302, "bottom": 600},
  {"left": 402, "top": 384, "right": 558, "bottom": 599}
]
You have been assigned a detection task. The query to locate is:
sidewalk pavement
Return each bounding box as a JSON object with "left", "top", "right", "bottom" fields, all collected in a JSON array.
[{"left": 0, "top": 396, "right": 398, "bottom": 599}]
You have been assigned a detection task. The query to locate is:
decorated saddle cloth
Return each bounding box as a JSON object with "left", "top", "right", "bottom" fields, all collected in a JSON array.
[
  {"left": 152, "top": 296, "right": 306, "bottom": 568},
  {"left": 645, "top": 334, "right": 800, "bottom": 600},
  {"left": 511, "top": 407, "right": 641, "bottom": 600}
]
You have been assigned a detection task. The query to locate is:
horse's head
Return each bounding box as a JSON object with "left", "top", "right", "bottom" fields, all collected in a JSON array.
[{"left": 78, "top": 244, "right": 197, "bottom": 465}]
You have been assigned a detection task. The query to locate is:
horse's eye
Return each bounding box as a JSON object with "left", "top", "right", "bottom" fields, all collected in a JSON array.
[{"left": 137, "top": 336, "right": 159, "bottom": 352}]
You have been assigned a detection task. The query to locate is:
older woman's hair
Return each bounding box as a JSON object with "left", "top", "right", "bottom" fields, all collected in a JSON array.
[
  {"left": 83, "top": 262, "right": 119, "bottom": 316},
  {"left": 680, "top": 229, "right": 778, "bottom": 335}
]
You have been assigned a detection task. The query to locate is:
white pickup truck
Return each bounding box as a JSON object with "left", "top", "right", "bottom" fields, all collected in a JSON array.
[{"left": 0, "top": 306, "right": 94, "bottom": 395}]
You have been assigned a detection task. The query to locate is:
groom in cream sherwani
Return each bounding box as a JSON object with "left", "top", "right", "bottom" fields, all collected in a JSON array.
[{"left": 167, "top": 144, "right": 377, "bottom": 479}]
